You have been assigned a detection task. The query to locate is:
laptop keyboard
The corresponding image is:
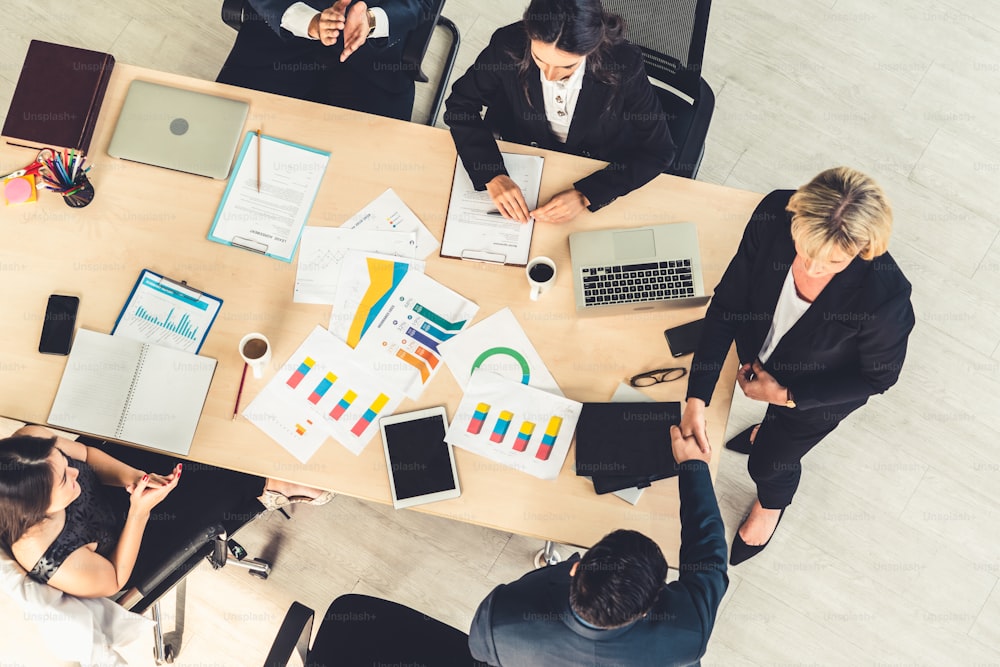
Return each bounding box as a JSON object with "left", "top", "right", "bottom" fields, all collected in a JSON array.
[{"left": 581, "top": 260, "right": 695, "bottom": 306}]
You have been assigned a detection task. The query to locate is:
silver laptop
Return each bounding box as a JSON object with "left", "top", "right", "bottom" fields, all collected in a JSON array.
[
  {"left": 108, "top": 80, "right": 248, "bottom": 179},
  {"left": 569, "top": 222, "right": 710, "bottom": 314}
]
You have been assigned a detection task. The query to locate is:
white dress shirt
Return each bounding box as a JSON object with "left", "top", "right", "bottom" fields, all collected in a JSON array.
[
  {"left": 758, "top": 268, "right": 812, "bottom": 364},
  {"left": 540, "top": 57, "right": 586, "bottom": 144},
  {"left": 281, "top": 2, "right": 389, "bottom": 40}
]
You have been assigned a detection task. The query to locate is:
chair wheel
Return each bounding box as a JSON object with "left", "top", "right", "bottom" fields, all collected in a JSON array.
[
  {"left": 248, "top": 558, "right": 271, "bottom": 579},
  {"left": 154, "top": 642, "right": 176, "bottom": 664}
]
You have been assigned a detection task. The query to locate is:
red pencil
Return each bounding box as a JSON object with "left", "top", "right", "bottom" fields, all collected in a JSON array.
[{"left": 232, "top": 362, "right": 249, "bottom": 420}]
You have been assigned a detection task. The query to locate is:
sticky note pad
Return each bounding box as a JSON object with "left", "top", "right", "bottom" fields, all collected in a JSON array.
[{"left": 3, "top": 174, "right": 37, "bottom": 205}]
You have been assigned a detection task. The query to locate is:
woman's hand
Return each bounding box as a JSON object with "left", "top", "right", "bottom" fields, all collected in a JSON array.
[
  {"left": 737, "top": 360, "right": 788, "bottom": 405},
  {"left": 127, "top": 464, "right": 181, "bottom": 515},
  {"left": 531, "top": 189, "right": 589, "bottom": 224},
  {"left": 680, "top": 397, "right": 710, "bottom": 455},
  {"left": 124, "top": 466, "right": 177, "bottom": 493},
  {"left": 485, "top": 175, "right": 531, "bottom": 222}
]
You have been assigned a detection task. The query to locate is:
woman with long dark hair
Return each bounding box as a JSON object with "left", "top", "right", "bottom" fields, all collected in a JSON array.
[
  {"left": 0, "top": 425, "right": 331, "bottom": 597},
  {"left": 444, "top": 0, "right": 675, "bottom": 224}
]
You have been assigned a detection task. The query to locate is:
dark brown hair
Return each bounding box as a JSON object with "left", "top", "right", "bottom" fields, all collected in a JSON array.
[
  {"left": 569, "top": 529, "right": 667, "bottom": 628},
  {"left": 0, "top": 435, "right": 58, "bottom": 546},
  {"left": 516, "top": 0, "right": 627, "bottom": 109}
]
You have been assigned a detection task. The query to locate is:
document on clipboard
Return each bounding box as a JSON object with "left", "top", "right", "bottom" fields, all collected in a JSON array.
[
  {"left": 440, "top": 152, "right": 543, "bottom": 266},
  {"left": 112, "top": 269, "right": 222, "bottom": 353},
  {"left": 208, "top": 131, "right": 329, "bottom": 262}
]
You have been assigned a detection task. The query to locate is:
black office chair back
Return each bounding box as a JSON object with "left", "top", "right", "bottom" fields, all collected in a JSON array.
[{"left": 601, "top": 0, "right": 711, "bottom": 100}]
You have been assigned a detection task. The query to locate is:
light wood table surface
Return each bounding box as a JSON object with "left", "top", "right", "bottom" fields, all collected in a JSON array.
[{"left": 0, "top": 64, "right": 762, "bottom": 563}]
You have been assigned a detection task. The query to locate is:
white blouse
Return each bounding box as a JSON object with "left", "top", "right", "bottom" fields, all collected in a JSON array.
[
  {"left": 758, "top": 268, "right": 812, "bottom": 364},
  {"left": 540, "top": 58, "right": 586, "bottom": 143}
]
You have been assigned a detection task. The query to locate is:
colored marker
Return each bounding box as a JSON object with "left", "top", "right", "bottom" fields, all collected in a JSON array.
[
  {"left": 490, "top": 410, "right": 514, "bottom": 443},
  {"left": 467, "top": 402, "right": 491, "bottom": 434},
  {"left": 512, "top": 421, "right": 535, "bottom": 452},
  {"left": 535, "top": 416, "right": 563, "bottom": 461}
]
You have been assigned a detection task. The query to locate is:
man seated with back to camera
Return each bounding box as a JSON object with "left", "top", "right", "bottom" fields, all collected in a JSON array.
[
  {"left": 218, "top": 0, "right": 432, "bottom": 121},
  {"left": 467, "top": 425, "right": 727, "bottom": 667}
]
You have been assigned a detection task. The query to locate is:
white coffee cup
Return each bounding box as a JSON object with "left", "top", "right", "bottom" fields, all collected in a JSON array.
[
  {"left": 526, "top": 256, "right": 557, "bottom": 301},
  {"left": 239, "top": 333, "right": 272, "bottom": 379}
]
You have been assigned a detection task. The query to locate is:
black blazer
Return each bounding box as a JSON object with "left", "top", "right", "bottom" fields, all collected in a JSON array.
[
  {"left": 245, "top": 0, "right": 429, "bottom": 93},
  {"left": 467, "top": 461, "right": 727, "bottom": 667},
  {"left": 444, "top": 23, "right": 676, "bottom": 212},
  {"left": 687, "top": 190, "right": 915, "bottom": 413}
]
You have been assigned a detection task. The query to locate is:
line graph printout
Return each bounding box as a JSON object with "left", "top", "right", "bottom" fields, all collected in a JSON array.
[
  {"left": 353, "top": 271, "right": 479, "bottom": 399},
  {"left": 243, "top": 325, "right": 403, "bottom": 459}
]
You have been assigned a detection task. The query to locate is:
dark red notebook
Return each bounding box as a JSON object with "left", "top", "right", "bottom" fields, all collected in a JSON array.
[{"left": 2, "top": 40, "right": 115, "bottom": 154}]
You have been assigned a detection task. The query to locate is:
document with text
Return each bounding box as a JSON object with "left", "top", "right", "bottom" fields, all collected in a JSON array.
[
  {"left": 440, "top": 152, "right": 543, "bottom": 266},
  {"left": 208, "top": 132, "right": 329, "bottom": 262}
]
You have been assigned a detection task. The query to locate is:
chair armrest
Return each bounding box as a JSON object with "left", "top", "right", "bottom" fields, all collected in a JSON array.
[
  {"left": 263, "top": 601, "right": 314, "bottom": 667},
  {"left": 221, "top": 0, "right": 247, "bottom": 31}
]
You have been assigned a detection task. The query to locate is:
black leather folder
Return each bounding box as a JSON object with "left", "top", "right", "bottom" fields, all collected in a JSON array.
[{"left": 575, "top": 402, "right": 680, "bottom": 494}]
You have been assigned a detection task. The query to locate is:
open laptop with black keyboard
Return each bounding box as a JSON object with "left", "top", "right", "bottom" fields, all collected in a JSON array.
[{"left": 569, "top": 223, "right": 710, "bottom": 314}]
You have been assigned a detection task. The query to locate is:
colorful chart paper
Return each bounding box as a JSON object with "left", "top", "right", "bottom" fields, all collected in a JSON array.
[
  {"left": 328, "top": 252, "right": 426, "bottom": 344},
  {"left": 353, "top": 271, "right": 479, "bottom": 399},
  {"left": 445, "top": 369, "right": 582, "bottom": 480},
  {"left": 243, "top": 325, "right": 403, "bottom": 460},
  {"left": 438, "top": 307, "right": 562, "bottom": 396}
]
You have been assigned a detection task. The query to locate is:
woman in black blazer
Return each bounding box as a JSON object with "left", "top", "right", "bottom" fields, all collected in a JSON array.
[
  {"left": 443, "top": 0, "right": 675, "bottom": 224},
  {"left": 680, "top": 167, "right": 915, "bottom": 565}
]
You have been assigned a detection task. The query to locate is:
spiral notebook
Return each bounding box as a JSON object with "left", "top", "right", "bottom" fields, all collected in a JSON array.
[{"left": 48, "top": 329, "right": 217, "bottom": 455}]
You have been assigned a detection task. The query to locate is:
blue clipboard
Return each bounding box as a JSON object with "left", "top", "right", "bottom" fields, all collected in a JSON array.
[
  {"left": 207, "top": 131, "right": 330, "bottom": 262},
  {"left": 111, "top": 269, "right": 223, "bottom": 354}
]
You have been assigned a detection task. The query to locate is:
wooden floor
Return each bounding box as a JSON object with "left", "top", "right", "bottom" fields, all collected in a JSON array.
[{"left": 2, "top": 0, "right": 999, "bottom": 664}]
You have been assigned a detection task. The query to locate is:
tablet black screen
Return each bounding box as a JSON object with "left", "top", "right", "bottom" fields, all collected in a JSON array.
[{"left": 384, "top": 415, "right": 456, "bottom": 500}]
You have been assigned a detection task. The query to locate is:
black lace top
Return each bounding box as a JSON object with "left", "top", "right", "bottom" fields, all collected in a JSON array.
[{"left": 27, "top": 454, "right": 120, "bottom": 584}]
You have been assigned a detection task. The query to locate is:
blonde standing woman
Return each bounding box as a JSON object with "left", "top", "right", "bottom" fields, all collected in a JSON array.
[{"left": 679, "top": 167, "right": 915, "bottom": 564}]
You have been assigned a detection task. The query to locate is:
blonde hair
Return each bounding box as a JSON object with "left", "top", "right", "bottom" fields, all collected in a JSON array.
[{"left": 787, "top": 167, "right": 892, "bottom": 261}]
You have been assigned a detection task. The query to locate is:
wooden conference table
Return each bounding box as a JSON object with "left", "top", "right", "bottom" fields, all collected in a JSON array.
[{"left": 0, "top": 64, "right": 761, "bottom": 563}]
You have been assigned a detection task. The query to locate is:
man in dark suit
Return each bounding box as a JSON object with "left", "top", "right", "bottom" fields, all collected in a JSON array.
[
  {"left": 217, "top": 0, "right": 431, "bottom": 120},
  {"left": 467, "top": 425, "right": 727, "bottom": 667}
]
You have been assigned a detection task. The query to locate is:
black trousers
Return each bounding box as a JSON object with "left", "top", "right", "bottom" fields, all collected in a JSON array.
[
  {"left": 217, "top": 19, "right": 415, "bottom": 121},
  {"left": 748, "top": 400, "right": 866, "bottom": 509}
]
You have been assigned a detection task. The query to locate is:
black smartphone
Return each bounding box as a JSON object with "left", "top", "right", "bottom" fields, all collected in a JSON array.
[
  {"left": 664, "top": 318, "right": 704, "bottom": 357},
  {"left": 39, "top": 294, "right": 79, "bottom": 355}
]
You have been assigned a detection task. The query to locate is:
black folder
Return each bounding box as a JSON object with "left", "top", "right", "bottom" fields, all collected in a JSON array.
[{"left": 575, "top": 402, "right": 680, "bottom": 494}]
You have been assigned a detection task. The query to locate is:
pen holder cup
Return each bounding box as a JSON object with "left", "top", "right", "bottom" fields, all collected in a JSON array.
[{"left": 62, "top": 173, "right": 95, "bottom": 208}]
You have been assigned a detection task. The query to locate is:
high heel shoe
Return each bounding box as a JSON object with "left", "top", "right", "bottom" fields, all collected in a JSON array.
[
  {"left": 725, "top": 424, "right": 759, "bottom": 454},
  {"left": 259, "top": 489, "right": 335, "bottom": 511},
  {"left": 730, "top": 507, "right": 785, "bottom": 565}
]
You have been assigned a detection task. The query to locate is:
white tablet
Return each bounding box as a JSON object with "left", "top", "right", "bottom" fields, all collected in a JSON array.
[{"left": 380, "top": 407, "right": 461, "bottom": 509}]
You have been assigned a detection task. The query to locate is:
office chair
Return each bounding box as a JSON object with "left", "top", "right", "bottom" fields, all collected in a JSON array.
[
  {"left": 602, "top": 0, "right": 715, "bottom": 179},
  {"left": 263, "top": 594, "right": 487, "bottom": 666},
  {"left": 220, "top": 0, "right": 461, "bottom": 126}
]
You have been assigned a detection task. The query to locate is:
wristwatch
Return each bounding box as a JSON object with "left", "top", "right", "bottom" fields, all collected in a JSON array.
[
  {"left": 366, "top": 9, "right": 377, "bottom": 36},
  {"left": 784, "top": 387, "right": 797, "bottom": 409}
]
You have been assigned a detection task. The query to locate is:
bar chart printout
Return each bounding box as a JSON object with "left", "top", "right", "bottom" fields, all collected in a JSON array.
[
  {"left": 112, "top": 269, "right": 222, "bottom": 353},
  {"left": 445, "top": 369, "right": 582, "bottom": 480},
  {"left": 244, "top": 325, "right": 403, "bottom": 460}
]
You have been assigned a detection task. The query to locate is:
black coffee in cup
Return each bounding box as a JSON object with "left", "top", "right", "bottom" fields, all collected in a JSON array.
[{"left": 529, "top": 263, "right": 555, "bottom": 282}]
